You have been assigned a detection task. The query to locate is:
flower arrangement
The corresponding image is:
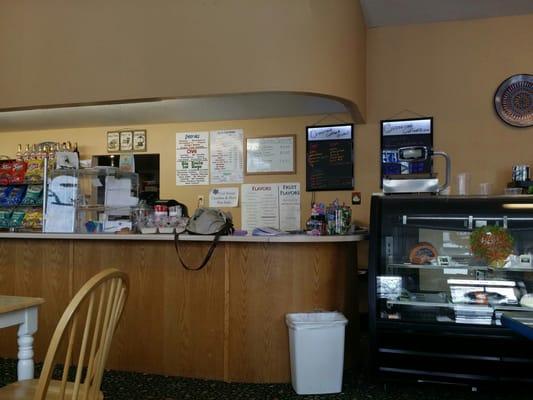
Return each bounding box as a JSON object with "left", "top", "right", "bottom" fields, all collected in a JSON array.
[{"left": 470, "top": 225, "right": 514, "bottom": 267}]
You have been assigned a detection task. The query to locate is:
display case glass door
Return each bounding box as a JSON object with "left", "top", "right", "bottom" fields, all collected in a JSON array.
[{"left": 376, "top": 198, "right": 533, "bottom": 327}]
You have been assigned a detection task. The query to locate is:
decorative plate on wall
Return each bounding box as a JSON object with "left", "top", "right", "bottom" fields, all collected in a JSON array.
[{"left": 494, "top": 74, "right": 533, "bottom": 128}]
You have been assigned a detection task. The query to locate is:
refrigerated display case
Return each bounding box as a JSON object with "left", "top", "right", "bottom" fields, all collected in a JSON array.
[{"left": 368, "top": 194, "right": 533, "bottom": 386}]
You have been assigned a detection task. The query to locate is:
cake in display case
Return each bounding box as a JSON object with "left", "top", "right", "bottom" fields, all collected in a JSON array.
[{"left": 368, "top": 194, "right": 533, "bottom": 386}]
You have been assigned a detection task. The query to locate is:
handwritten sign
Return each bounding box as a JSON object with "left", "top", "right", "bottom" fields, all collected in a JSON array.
[{"left": 176, "top": 132, "right": 209, "bottom": 185}]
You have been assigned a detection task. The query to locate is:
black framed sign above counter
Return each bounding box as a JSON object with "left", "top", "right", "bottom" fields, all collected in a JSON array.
[{"left": 306, "top": 124, "right": 354, "bottom": 192}]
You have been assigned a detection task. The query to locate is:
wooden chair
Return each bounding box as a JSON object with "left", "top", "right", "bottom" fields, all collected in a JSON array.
[{"left": 0, "top": 268, "right": 129, "bottom": 400}]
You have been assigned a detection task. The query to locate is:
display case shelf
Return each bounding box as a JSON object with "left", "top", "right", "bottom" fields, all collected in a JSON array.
[{"left": 386, "top": 263, "right": 533, "bottom": 272}]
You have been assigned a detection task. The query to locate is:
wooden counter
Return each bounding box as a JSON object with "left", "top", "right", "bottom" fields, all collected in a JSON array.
[{"left": 0, "top": 233, "right": 365, "bottom": 383}]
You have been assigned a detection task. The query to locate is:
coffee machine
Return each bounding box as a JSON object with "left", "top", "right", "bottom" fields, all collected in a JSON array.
[{"left": 382, "top": 146, "right": 450, "bottom": 194}]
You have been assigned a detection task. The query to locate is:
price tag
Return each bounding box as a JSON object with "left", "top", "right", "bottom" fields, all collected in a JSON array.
[{"left": 443, "top": 268, "right": 468, "bottom": 275}]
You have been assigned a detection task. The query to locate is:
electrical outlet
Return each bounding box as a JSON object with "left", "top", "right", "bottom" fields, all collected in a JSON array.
[{"left": 197, "top": 195, "right": 204, "bottom": 207}]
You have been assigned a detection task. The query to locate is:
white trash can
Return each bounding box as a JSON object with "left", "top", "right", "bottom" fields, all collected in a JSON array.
[{"left": 285, "top": 312, "right": 348, "bottom": 395}]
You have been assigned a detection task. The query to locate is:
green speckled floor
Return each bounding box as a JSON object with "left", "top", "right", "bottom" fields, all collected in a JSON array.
[{"left": 0, "top": 358, "right": 528, "bottom": 400}]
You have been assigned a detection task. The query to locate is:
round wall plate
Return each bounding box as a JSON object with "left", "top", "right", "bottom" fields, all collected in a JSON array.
[{"left": 494, "top": 74, "right": 533, "bottom": 128}]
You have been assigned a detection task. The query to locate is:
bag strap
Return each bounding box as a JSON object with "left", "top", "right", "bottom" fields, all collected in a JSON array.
[{"left": 174, "top": 230, "right": 223, "bottom": 271}]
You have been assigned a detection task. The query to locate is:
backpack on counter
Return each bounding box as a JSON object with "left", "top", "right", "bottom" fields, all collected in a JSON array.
[{"left": 174, "top": 207, "right": 234, "bottom": 271}]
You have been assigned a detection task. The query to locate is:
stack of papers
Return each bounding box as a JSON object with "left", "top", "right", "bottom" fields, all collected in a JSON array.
[{"left": 252, "top": 227, "right": 287, "bottom": 236}]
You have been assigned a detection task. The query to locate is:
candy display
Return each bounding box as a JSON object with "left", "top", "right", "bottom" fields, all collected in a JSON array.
[
  {"left": 306, "top": 200, "right": 352, "bottom": 236},
  {"left": 326, "top": 199, "right": 352, "bottom": 235},
  {"left": 306, "top": 202, "right": 327, "bottom": 235}
]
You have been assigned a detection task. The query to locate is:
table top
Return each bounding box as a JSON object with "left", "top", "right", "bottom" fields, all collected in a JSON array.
[{"left": 0, "top": 295, "right": 44, "bottom": 314}]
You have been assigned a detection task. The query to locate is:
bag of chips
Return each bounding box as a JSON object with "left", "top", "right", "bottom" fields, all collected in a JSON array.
[
  {"left": 0, "top": 186, "right": 14, "bottom": 206},
  {"left": 0, "top": 210, "right": 12, "bottom": 229},
  {"left": 20, "top": 185, "right": 43, "bottom": 206},
  {"left": 9, "top": 211, "right": 25, "bottom": 228},
  {"left": 24, "top": 159, "right": 43, "bottom": 183},
  {"left": 22, "top": 210, "right": 43, "bottom": 230},
  {"left": 0, "top": 162, "right": 13, "bottom": 185},
  {"left": 2, "top": 186, "right": 26, "bottom": 207},
  {"left": 10, "top": 162, "right": 27, "bottom": 184}
]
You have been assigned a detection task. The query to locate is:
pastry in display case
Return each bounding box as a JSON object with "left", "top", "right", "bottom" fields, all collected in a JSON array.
[{"left": 369, "top": 194, "right": 533, "bottom": 386}]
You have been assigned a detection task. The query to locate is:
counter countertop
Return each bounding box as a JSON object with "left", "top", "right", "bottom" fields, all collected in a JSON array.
[{"left": 0, "top": 231, "right": 368, "bottom": 243}]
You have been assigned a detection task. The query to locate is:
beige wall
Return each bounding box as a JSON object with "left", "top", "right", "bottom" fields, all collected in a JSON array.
[
  {"left": 0, "top": 114, "right": 361, "bottom": 229},
  {"left": 0, "top": 0, "right": 366, "bottom": 121},
  {"left": 355, "top": 14, "right": 533, "bottom": 222},
  {"left": 0, "top": 14, "right": 532, "bottom": 241}
]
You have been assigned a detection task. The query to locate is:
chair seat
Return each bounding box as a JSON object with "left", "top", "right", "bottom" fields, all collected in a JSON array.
[{"left": 0, "top": 379, "right": 104, "bottom": 400}]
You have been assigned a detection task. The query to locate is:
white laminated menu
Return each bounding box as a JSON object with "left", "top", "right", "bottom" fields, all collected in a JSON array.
[
  {"left": 210, "top": 129, "right": 243, "bottom": 184},
  {"left": 241, "top": 182, "right": 300, "bottom": 232},
  {"left": 241, "top": 184, "right": 279, "bottom": 231}
]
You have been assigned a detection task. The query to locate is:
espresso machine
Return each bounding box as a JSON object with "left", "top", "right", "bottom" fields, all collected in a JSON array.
[{"left": 382, "top": 146, "right": 450, "bottom": 194}]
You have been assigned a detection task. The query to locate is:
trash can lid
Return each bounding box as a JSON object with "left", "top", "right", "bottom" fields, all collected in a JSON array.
[{"left": 285, "top": 312, "right": 348, "bottom": 329}]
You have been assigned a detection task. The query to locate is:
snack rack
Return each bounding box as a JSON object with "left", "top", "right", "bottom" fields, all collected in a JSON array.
[{"left": 0, "top": 158, "right": 48, "bottom": 232}]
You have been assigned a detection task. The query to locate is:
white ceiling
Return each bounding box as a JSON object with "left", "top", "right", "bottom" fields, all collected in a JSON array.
[
  {"left": 0, "top": 93, "right": 347, "bottom": 133},
  {"left": 360, "top": 0, "right": 533, "bottom": 27}
]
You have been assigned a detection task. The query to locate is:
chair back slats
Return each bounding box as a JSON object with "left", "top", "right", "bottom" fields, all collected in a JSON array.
[
  {"left": 82, "top": 287, "right": 106, "bottom": 400},
  {"left": 92, "top": 283, "right": 126, "bottom": 395},
  {"left": 33, "top": 269, "right": 129, "bottom": 400},
  {"left": 59, "top": 313, "right": 78, "bottom": 400},
  {"left": 71, "top": 291, "right": 95, "bottom": 399}
]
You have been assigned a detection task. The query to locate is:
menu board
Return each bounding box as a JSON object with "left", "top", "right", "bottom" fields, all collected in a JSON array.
[
  {"left": 246, "top": 135, "right": 295, "bottom": 174},
  {"left": 306, "top": 124, "right": 354, "bottom": 191},
  {"left": 380, "top": 117, "right": 433, "bottom": 179}
]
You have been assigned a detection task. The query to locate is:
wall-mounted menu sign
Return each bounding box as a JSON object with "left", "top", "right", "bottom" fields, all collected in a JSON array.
[
  {"left": 306, "top": 124, "right": 354, "bottom": 191},
  {"left": 380, "top": 117, "right": 433, "bottom": 180}
]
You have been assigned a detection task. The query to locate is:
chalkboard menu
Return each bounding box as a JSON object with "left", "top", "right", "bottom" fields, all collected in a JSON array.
[{"left": 306, "top": 124, "right": 354, "bottom": 191}]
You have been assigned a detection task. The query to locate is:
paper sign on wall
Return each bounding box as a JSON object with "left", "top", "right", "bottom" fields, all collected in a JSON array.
[
  {"left": 278, "top": 183, "right": 300, "bottom": 231},
  {"left": 209, "top": 187, "right": 239, "bottom": 208},
  {"left": 176, "top": 132, "right": 210, "bottom": 185},
  {"left": 241, "top": 183, "right": 300, "bottom": 232},
  {"left": 210, "top": 129, "right": 243, "bottom": 184}
]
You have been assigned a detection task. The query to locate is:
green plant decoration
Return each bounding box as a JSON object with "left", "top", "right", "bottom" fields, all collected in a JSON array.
[{"left": 470, "top": 225, "right": 514, "bottom": 267}]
